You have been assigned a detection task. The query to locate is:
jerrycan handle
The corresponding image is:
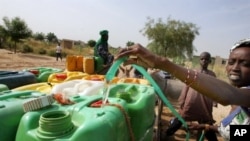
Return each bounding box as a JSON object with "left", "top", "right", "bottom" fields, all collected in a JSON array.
[{"left": 105, "top": 58, "right": 190, "bottom": 140}]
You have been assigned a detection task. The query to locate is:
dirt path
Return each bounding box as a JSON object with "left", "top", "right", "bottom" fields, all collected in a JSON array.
[{"left": 0, "top": 49, "right": 65, "bottom": 71}]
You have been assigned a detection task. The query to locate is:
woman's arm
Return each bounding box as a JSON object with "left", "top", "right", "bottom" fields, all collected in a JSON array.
[
  {"left": 158, "top": 56, "right": 250, "bottom": 107},
  {"left": 115, "top": 44, "right": 250, "bottom": 107},
  {"left": 188, "top": 123, "right": 219, "bottom": 133}
]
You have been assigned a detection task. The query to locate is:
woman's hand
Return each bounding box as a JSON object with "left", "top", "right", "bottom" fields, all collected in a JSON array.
[
  {"left": 187, "top": 123, "right": 204, "bottom": 130},
  {"left": 115, "top": 44, "right": 158, "bottom": 68}
]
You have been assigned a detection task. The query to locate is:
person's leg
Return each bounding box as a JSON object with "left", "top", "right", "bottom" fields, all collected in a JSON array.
[
  {"left": 59, "top": 53, "right": 62, "bottom": 61},
  {"left": 196, "top": 130, "right": 218, "bottom": 141},
  {"left": 56, "top": 53, "right": 59, "bottom": 61},
  {"left": 204, "top": 130, "right": 218, "bottom": 141},
  {"left": 198, "top": 121, "right": 218, "bottom": 141},
  {"left": 165, "top": 118, "right": 183, "bottom": 136}
]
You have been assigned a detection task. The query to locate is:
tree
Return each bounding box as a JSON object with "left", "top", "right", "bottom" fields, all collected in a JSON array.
[
  {"left": 0, "top": 25, "right": 6, "bottom": 48},
  {"left": 33, "top": 32, "right": 45, "bottom": 41},
  {"left": 46, "top": 32, "right": 57, "bottom": 43},
  {"left": 87, "top": 40, "right": 96, "bottom": 47},
  {"left": 0, "top": 16, "right": 32, "bottom": 53},
  {"left": 141, "top": 17, "right": 199, "bottom": 64},
  {"left": 126, "top": 41, "right": 135, "bottom": 46}
]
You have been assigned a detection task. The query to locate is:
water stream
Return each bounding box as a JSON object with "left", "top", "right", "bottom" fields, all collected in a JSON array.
[{"left": 101, "top": 79, "right": 111, "bottom": 107}]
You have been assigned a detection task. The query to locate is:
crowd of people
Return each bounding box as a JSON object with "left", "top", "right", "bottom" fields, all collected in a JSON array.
[
  {"left": 93, "top": 29, "right": 250, "bottom": 140},
  {"left": 114, "top": 38, "right": 250, "bottom": 141}
]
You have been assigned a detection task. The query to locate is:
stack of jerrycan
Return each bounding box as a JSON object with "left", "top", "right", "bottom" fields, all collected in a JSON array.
[
  {"left": 66, "top": 55, "right": 104, "bottom": 74},
  {"left": 16, "top": 83, "right": 156, "bottom": 141},
  {"left": 0, "top": 90, "right": 54, "bottom": 141},
  {"left": 25, "top": 67, "right": 63, "bottom": 82}
]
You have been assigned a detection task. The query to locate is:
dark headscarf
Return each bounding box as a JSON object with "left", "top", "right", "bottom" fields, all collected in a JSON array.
[{"left": 99, "top": 30, "right": 108, "bottom": 36}]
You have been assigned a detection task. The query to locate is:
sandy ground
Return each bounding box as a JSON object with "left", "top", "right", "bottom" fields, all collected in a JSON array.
[
  {"left": 0, "top": 49, "right": 66, "bottom": 71},
  {"left": 0, "top": 49, "right": 230, "bottom": 141}
]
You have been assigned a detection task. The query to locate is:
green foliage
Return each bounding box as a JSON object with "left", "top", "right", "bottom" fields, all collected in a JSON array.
[
  {"left": 0, "top": 25, "right": 7, "bottom": 47},
  {"left": 62, "top": 52, "right": 67, "bottom": 57},
  {"left": 141, "top": 17, "right": 199, "bottom": 63},
  {"left": 1, "top": 16, "right": 32, "bottom": 53},
  {"left": 126, "top": 41, "right": 135, "bottom": 46},
  {"left": 22, "top": 44, "right": 33, "bottom": 53},
  {"left": 46, "top": 32, "right": 57, "bottom": 43},
  {"left": 48, "top": 50, "right": 56, "bottom": 57},
  {"left": 87, "top": 40, "right": 96, "bottom": 47},
  {"left": 33, "top": 32, "right": 45, "bottom": 41},
  {"left": 109, "top": 47, "right": 120, "bottom": 55},
  {"left": 38, "top": 48, "right": 47, "bottom": 54}
]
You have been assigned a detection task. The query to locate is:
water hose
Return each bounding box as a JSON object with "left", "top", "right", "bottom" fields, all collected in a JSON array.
[{"left": 105, "top": 57, "right": 190, "bottom": 141}]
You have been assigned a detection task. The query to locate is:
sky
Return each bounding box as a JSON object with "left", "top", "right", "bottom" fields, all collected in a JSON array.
[{"left": 0, "top": 0, "right": 250, "bottom": 58}]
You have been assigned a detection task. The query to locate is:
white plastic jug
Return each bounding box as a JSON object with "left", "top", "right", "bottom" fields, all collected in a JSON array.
[{"left": 51, "top": 80, "right": 104, "bottom": 96}]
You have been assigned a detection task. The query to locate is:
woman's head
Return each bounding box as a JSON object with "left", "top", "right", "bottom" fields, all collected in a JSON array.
[
  {"left": 226, "top": 39, "right": 250, "bottom": 87},
  {"left": 100, "top": 30, "right": 109, "bottom": 41}
]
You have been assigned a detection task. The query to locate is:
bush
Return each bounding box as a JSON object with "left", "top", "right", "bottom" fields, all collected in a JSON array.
[
  {"left": 38, "top": 48, "right": 47, "bottom": 54},
  {"left": 48, "top": 50, "right": 56, "bottom": 57},
  {"left": 62, "top": 52, "right": 67, "bottom": 57},
  {"left": 22, "top": 45, "right": 33, "bottom": 53}
]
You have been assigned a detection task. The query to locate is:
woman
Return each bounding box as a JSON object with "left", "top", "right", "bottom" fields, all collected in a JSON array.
[
  {"left": 94, "top": 30, "right": 114, "bottom": 66},
  {"left": 115, "top": 38, "right": 250, "bottom": 141}
]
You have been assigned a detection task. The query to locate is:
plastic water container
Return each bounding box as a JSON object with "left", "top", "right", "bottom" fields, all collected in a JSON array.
[
  {"left": 48, "top": 71, "right": 89, "bottom": 83},
  {"left": 66, "top": 55, "right": 77, "bottom": 71},
  {"left": 51, "top": 79, "right": 105, "bottom": 96},
  {"left": 76, "top": 56, "right": 84, "bottom": 71},
  {"left": 13, "top": 82, "right": 54, "bottom": 94},
  {"left": 94, "top": 56, "right": 104, "bottom": 72},
  {"left": 84, "top": 57, "right": 94, "bottom": 74},
  {"left": 0, "top": 71, "right": 37, "bottom": 89},
  {"left": 24, "top": 67, "right": 63, "bottom": 82},
  {"left": 0, "top": 90, "right": 47, "bottom": 141},
  {"left": 16, "top": 83, "right": 156, "bottom": 141},
  {"left": 0, "top": 84, "right": 8, "bottom": 92}
]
